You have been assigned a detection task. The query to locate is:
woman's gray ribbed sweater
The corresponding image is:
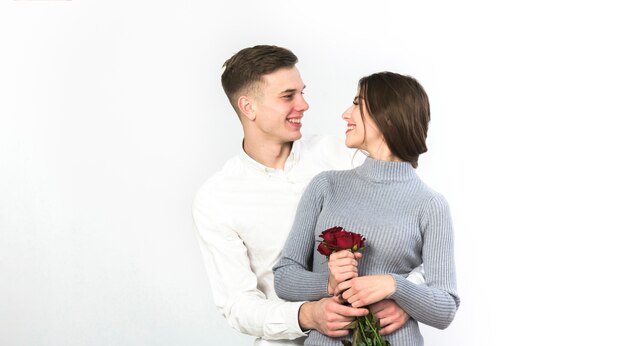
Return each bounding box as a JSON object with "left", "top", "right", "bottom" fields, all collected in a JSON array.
[{"left": 273, "top": 157, "right": 460, "bottom": 346}]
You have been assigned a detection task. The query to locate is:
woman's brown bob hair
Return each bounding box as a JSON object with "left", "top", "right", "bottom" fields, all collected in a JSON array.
[{"left": 358, "top": 72, "right": 430, "bottom": 168}]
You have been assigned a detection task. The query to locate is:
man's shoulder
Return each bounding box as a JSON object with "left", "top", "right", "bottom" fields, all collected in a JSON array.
[{"left": 195, "top": 155, "right": 244, "bottom": 198}]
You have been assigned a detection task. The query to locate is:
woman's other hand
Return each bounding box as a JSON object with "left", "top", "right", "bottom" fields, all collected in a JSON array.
[{"left": 336, "top": 274, "right": 396, "bottom": 307}]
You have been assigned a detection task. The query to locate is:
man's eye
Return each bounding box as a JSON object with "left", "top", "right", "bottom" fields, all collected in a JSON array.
[{"left": 283, "top": 95, "right": 294, "bottom": 100}]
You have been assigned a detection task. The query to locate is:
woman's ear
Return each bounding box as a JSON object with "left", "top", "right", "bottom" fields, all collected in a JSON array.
[{"left": 238, "top": 96, "right": 256, "bottom": 121}]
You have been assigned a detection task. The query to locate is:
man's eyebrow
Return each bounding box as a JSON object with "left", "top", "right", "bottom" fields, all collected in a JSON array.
[{"left": 279, "top": 85, "right": 306, "bottom": 94}]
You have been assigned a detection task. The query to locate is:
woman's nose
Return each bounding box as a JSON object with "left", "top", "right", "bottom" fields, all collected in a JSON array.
[{"left": 342, "top": 107, "right": 352, "bottom": 121}]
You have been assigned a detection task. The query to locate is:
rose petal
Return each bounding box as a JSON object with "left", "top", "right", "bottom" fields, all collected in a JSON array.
[
  {"left": 335, "top": 231, "right": 355, "bottom": 250},
  {"left": 317, "top": 242, "right": 333, "bottom": 257}
]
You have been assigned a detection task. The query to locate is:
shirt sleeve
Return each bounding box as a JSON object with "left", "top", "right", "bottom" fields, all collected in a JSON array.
[
  {"left": 406, "top": 265, "right": 425, "bottom": 285},
  {"left": 192, "top": 185, "right": 308, "bottom": 340},
  {"left": 388, "top": 194, "right": 460, "bottom": 330},
  {"left": 273, "top": 175, "right": 330, "bottom": 302}
]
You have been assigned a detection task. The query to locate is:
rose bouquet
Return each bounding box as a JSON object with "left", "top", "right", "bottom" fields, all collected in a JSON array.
[{"left": 318, "top": 226, "right": 390, "bottom": 346}]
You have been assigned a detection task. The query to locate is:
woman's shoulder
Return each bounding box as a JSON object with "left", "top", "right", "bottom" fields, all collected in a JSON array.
[
  {"left": 412, "top": 177, "right": 450, "bottom": 205},
  {"left": 301, "top": 169, "right": 351, "bottom": 200},
  {"left": 415, "top": 186, "right": 452, "bottom": 222},
  {"left": 305, "top": 168, "right": 362, "bottom": 197}
]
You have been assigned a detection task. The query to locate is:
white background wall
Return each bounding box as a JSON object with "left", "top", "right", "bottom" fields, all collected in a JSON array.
[{"left": 1, "top": 1, "right": 625, "bottom": 345}]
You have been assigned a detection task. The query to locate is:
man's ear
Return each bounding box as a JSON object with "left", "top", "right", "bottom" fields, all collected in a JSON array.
[{"left": 238, "top": 96, "right": 256, "bottom": 121}]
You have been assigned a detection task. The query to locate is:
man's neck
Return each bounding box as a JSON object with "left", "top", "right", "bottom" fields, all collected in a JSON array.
[{"left": 243, "top": 137, "right": 294, "bottom": 170}]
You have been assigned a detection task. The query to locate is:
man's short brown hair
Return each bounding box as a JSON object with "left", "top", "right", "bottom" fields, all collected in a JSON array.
[{"left": 221, "top": 45, "right": 298, "bottom": 114}]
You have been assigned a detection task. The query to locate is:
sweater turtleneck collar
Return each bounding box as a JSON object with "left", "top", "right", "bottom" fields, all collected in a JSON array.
[{"left": 355, "top": 157, "right": 417, "bottom": 182}]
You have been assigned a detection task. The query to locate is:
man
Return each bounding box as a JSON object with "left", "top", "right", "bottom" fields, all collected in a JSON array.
[{"left": 193, "top": 45, "right": 416, "bottom": 345}]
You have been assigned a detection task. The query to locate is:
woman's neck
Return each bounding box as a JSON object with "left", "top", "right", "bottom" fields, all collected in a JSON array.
[{"left": 363, "top": 139, "right": 402, "bottom": 163}]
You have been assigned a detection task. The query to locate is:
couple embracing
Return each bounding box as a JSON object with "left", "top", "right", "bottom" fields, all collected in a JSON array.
[{"left": 193, "top": 45, "right": 459, "bottom": 346}]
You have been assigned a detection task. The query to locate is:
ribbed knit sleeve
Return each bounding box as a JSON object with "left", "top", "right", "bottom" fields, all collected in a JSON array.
[
  {"left": 273, "top": 174, "right": 331, "bottom": 301},
  {"left": 389, "top": 193, "right": 460, "bottom": 329}
]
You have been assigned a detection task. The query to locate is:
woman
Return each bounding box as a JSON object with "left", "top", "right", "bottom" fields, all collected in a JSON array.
[{"left": 273, "top": 72, "right": 459, "bottom": 345}]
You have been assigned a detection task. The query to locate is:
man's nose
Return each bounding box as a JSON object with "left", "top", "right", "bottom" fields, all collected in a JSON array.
[{"left": 296, "top": 94, "right": 309, "bottom": 112}]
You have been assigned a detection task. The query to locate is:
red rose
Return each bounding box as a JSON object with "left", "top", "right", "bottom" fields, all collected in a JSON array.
[
  {"left": 351, "top": 233, "right": 365, "bottom": 251},
  {"left": 335, "top": 231, "right": 355, "bottom": 250},
  {"left": 320, "top": 226, "right": 343, "bottom": 248},
  {"left": 317, "top": 226, "right": 365, "bottom": 257},
  {"left": 317, "top": 242, "right": 333, "bottom": 257}
]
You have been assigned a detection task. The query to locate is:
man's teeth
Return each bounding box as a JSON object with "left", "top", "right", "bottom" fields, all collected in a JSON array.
[{"left": 288, "top": 118, "right": 301, "bottom": 124}]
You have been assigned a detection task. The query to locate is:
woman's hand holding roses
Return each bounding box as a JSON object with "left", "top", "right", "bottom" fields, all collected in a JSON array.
[{"left": 327, "top": 250, "right": 362, "bottom": 295}]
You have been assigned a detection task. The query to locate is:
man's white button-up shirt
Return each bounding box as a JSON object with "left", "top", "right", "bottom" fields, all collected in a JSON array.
[{"left": 193, "top": 136, "right": 361, "bottom": 345}]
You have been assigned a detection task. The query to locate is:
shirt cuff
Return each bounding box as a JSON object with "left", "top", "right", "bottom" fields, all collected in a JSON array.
[
  {"left": 296, "top": 301, "right": 312, "bottom": 335},
  {"left": 265, "top": 301, "right": 308, "bottom": 339}
]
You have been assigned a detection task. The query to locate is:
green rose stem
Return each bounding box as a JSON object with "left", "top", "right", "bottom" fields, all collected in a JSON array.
[
  {"left": 357, "top": 316, "right": 367, "bottom": 345},
  {"left": 363, "top": 312, "right": 384, "bottom": 345}
]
